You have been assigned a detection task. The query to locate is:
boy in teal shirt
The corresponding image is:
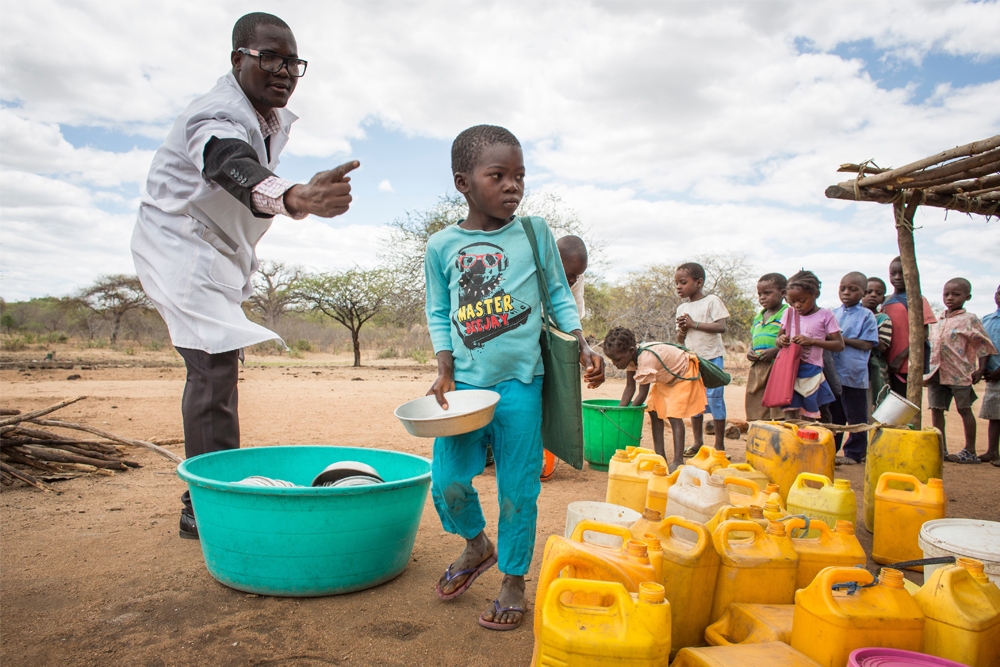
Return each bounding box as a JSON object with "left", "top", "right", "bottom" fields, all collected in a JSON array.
[{"left": 425, "top": 125, "right": 605, "bottom": 630}]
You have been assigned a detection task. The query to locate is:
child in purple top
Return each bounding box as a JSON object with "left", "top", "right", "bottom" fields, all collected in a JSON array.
[{"left": 774, "top": 270, "right": 845, "bottom": 419}]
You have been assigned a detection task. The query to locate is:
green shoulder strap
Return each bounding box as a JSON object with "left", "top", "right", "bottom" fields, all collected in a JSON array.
[
  {"left": 520, "top": 216, "right": 556, "bottom": 336},
  {"left": 637, "top": 342, "right": 701, "bottom": 382}
]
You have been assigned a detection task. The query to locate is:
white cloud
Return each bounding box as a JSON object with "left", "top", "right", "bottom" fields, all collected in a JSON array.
[{"left": 1, "top": 0, "right": 998, "bottom": 313}]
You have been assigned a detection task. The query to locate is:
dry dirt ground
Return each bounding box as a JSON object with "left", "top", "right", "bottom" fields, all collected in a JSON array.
[{"left": 2, "top": 351, "right": 998, "bottom": 667}]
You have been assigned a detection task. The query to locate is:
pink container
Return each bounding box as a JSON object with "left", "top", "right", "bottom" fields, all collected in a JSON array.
[{"left": 849, "top": 648, "right": 968, "bottom": 667}]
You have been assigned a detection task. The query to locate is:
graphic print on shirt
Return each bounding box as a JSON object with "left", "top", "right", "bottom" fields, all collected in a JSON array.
[{"left": 452, "top": 242, "right": 531, "bottom": 349}]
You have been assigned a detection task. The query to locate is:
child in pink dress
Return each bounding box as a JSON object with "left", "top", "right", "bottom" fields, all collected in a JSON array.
[{"left": 773, "top": 270, "right": 845, "bottom": 419}]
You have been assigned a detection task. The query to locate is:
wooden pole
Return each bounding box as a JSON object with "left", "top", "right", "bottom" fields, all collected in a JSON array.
[{"left": 894, "top": 193, "right": 925, "bottom": 428}]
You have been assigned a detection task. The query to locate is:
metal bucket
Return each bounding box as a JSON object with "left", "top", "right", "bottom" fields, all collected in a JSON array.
[{"left": 871, "top": 387, "right": 920, "bottom": 426}]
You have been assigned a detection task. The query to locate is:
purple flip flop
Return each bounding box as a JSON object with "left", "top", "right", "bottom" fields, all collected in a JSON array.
[
  {"left": 435, "top": 550, "right": 498, "bottom": 601},
  {"left": 478, "top": 599, "right": 525, "bottom": 631}
]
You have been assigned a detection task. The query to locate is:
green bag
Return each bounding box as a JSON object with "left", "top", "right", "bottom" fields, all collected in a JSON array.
[
  {"left": 521, "top": 217, "right": 584, "bottom": 470},
  {"left": 639, "top": 341, "right": 731, "bottom": 389}
]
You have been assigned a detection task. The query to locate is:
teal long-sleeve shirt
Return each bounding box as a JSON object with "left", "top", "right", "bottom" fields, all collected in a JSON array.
[{"left": 424, "top": 216, "right": 582, "bottom": 387}]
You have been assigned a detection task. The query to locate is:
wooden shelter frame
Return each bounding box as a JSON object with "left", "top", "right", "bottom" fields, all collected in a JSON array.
[{"left": 825, "top": 134, "right": 1000, "bottom": 424}]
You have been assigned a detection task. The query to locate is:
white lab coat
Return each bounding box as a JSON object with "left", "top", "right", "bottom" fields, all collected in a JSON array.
[{"left": 131, "top": 72, "right": 297, "bottom": 354}]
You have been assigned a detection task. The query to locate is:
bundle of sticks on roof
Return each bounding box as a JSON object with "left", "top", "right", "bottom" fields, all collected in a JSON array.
[
  {"left": 825, "top": 134, "right": 1000, "bottom": 217},
  {"left": 0, "top": 397, "right": 183, "bottom": 492}
]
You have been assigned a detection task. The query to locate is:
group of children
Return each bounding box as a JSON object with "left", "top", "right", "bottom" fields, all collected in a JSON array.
[
  {"left": 605, "top": 256, "right": 1000, "bottom": 472},
  {"left": 419, "top": 122, "right": 998, "bottom": 633}
]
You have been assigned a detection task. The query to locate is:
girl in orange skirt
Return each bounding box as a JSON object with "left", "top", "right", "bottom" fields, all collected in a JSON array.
[{"left": 603, "top": 327, "right": 708, "bottom": 471}]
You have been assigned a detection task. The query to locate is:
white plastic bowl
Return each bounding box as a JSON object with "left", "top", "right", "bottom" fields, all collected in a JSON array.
[
  {"left": 918, "top": 518, "right": 1000, "bottom": 584},
  {"left": 394, "top": 390, "right": 501, "bottom": 438}
]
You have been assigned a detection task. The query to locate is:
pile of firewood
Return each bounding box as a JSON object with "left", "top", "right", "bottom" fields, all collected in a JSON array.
[{"left": 0, "top": 397, "right": 183, "bottom": 492}]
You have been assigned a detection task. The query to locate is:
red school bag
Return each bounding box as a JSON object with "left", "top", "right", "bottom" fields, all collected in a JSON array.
[{"left": 762, "top": 308, "right": 802, "bottom": 408}]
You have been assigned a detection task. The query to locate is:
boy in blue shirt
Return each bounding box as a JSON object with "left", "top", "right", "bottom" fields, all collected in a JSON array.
[
  {"left": 424, "top": 125, "right": 605, "bottom": 630},
  {"left": 831, "top": 272, "right": 880, "bottom": 464}
]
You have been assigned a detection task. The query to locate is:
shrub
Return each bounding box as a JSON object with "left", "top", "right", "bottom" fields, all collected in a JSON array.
[
  {"left": 145, "top": 340, "right": 163, "bottom": 351},
  {"left": 294, "top": 339, "right": 312, "bottom": 352},
  {"left": 410, "top": 349, "right": 430, "bottom": 364},
  {"left": 378, "top": 346, "right": 399, "bottom": 359}
]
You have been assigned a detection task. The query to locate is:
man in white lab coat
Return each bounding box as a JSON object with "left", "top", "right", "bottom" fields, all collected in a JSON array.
[{"left": 132, "top": 12, "right": 358, "bottom": 539}]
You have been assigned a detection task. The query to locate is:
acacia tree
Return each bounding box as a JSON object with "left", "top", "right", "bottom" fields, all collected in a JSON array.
[
  {"left": 78, "top": 275, "right": 150, "bottom": 346},
  {"left": 379, "top": 190, "right": 598, "bottom": 324},
  {"left": 298, "top": 268, "right": 396, "bottom": 367},
  {"left": 247, "top": 261, "right": 303, "bottom": 329}
]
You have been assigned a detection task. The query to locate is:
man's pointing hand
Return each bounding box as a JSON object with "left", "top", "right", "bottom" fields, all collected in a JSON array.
[{"left": 284, "top": 160, "right": 360, "bottom": 218}]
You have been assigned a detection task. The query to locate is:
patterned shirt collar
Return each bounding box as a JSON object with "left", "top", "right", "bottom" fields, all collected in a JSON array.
[
  {"left": 253, "top": 108, "right": 282, "bottom": 139},
  {"left": 943, "top": 308, "right": 967, "bottom": 318}
]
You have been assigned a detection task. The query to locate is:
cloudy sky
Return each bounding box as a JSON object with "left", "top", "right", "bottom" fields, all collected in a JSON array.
[{"left": 2, "top": 0, "right": 998, "bottom": 314}]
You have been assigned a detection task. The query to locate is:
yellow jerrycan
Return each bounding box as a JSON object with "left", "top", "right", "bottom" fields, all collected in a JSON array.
[
  {"left": 629, "top": 507, "right": 664, "bottom": 540},
  {"left": 688, "top": 445, "right": 730, "bottom": 473},
  {"left": 714, "top": 463, "right": 770, "bottom": 498},
  {"left": 665, "top": 467, "right": 732, "bottom": 542},
  {"left": 645, "top": 463, "right": 681, "bottom": 516},
  {"left": 672, "top": 642, "right": 824, "bottom": 667},
  {"left": 534, "top": 523, "right": 662, "bottom": 634},
  {"left": 654, "top": 516, "right": 721, "bottom": 654},
  {"left": 791, "top": 567, "right": 924, "bottom": 667},
  {"left": 785, "top": 473, "right": 857, "bottom": 534},
  {"left": 711, "top": 521, "right": 800, "bottom": 622},
  {"left": 872, "top": 473, "right": 946, "bottom": 570},
  {"left": 863, "top": 425, "right": 943, "bottom": 532},
  {"left": 746, "top": 422, "right": 835, "bottom": 501},
  {"left": 727, "top": 477, "right": 784, "bottom": 509},
  {"left": 912, "top": 559, "right": 1000, "bottom": 667},
  {"left": 705, "top": 603, "right": 794, "bottom": 647},
  {"left": 606, "top": 451, "right": 667, "bottom": 513},
  {"left": 705, "top": 505, "right": 768, "bottom": 535},
  {"left": 785, "top": 517, "right": 866, "bottom": 590},
  {"left": 763, "top": 499, "right": 790, "bottom": 523},
  {"left": 532, "top": 578, "right": 671, "bottom": 667}
]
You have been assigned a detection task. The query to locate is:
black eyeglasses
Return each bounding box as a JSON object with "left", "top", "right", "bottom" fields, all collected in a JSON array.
[{"left": 237, "top": 48, "right": 308, "bottom": 77}]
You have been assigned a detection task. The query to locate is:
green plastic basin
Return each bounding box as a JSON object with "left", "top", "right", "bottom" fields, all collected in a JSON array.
[
  {"left": 582, "top": 399, "right": 646, "bottom": 471},
  {"left": 176, "top": 445, "right": 431, "bottom": 597}
]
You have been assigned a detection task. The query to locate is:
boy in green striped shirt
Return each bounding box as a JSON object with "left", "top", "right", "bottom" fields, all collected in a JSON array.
[{"left": 746, "top": 273, "right": 788, "bottom": 420}]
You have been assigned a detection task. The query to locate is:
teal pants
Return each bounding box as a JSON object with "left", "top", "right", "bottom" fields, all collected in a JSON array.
[{"left": 431, "top": 376, "right": 543, "bottom": 576}]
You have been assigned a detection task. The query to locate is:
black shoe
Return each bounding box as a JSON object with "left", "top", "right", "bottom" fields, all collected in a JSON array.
[{"left": 179, "top": 510, "right": 199, "bottom": 540}]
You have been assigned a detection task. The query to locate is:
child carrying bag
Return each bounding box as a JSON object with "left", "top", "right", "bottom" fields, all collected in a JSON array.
[
  {"left": 762, "top": 308, "right": 801, "bottom": 408},
  {"left": 521, "top": 217, "right": 585, "bottom": 470},
  {"left": 637, "top": 342, "right": 731, "bottom": 389}
]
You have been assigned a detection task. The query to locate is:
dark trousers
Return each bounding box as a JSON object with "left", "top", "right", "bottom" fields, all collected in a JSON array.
[
  {"left": 830, "top": 386, "right": 869, "bottom": 461},
  {"left": 176, "top": 347, "right": 240, "bottom": 512}
]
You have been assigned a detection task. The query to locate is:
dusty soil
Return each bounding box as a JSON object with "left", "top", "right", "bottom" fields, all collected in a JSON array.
[{"left": 2, "top": 353, "right": 998, "bottom": 667}]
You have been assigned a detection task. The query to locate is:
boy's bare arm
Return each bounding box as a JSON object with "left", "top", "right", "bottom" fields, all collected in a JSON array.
[
  {"left": 620, "top": 371, "right": 636, "bottom": 407},
  {"left": 427, "top": 351, "right": 456, "bottom": 408},
  {"left": 972, "top": 356, "right": 988, "bottom": 384},
  {"left": 843, "top": 337, "right": 875, "bottom": 352},
  {"left": 573, "top": 330, "right": 606, "bottom": 388},
  {"left": 633, "top": 383, "right": 651, "bottom": 407}
]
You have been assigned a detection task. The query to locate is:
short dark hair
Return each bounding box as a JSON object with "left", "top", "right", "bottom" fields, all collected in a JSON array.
[
  {"left": 788, "top": 269, "right": 822, "bottom": 297},
  {"left": 451, "top": 125, "right": 521, "bottom": 174},
  {"left": 557, "top": 235, "right": 588, "bottom": 263},
  {"left": 676, "top": 262, "right": 705, "bottom": 283},
  {"left": 233, "top": 12, "right": 291, "bottom": 50},
  {"left": 842, "top": 271, "right": 867, "bottom": 289},
  {"left": 603, "top": 326, "right": 636, "bottom": 353},
  {"left": 946, "top": 277, "right": 972, "bottom": 294},
  {"left": 867, "top": 277, "right": 887, "bottom": 291},
  {"left": 758, "top": 272, "right": 787, "bottom": 290}
]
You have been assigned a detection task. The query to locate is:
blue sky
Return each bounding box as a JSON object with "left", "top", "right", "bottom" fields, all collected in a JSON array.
[{"left": 1, "top": 0, "right": 998, "bottom": 314}]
